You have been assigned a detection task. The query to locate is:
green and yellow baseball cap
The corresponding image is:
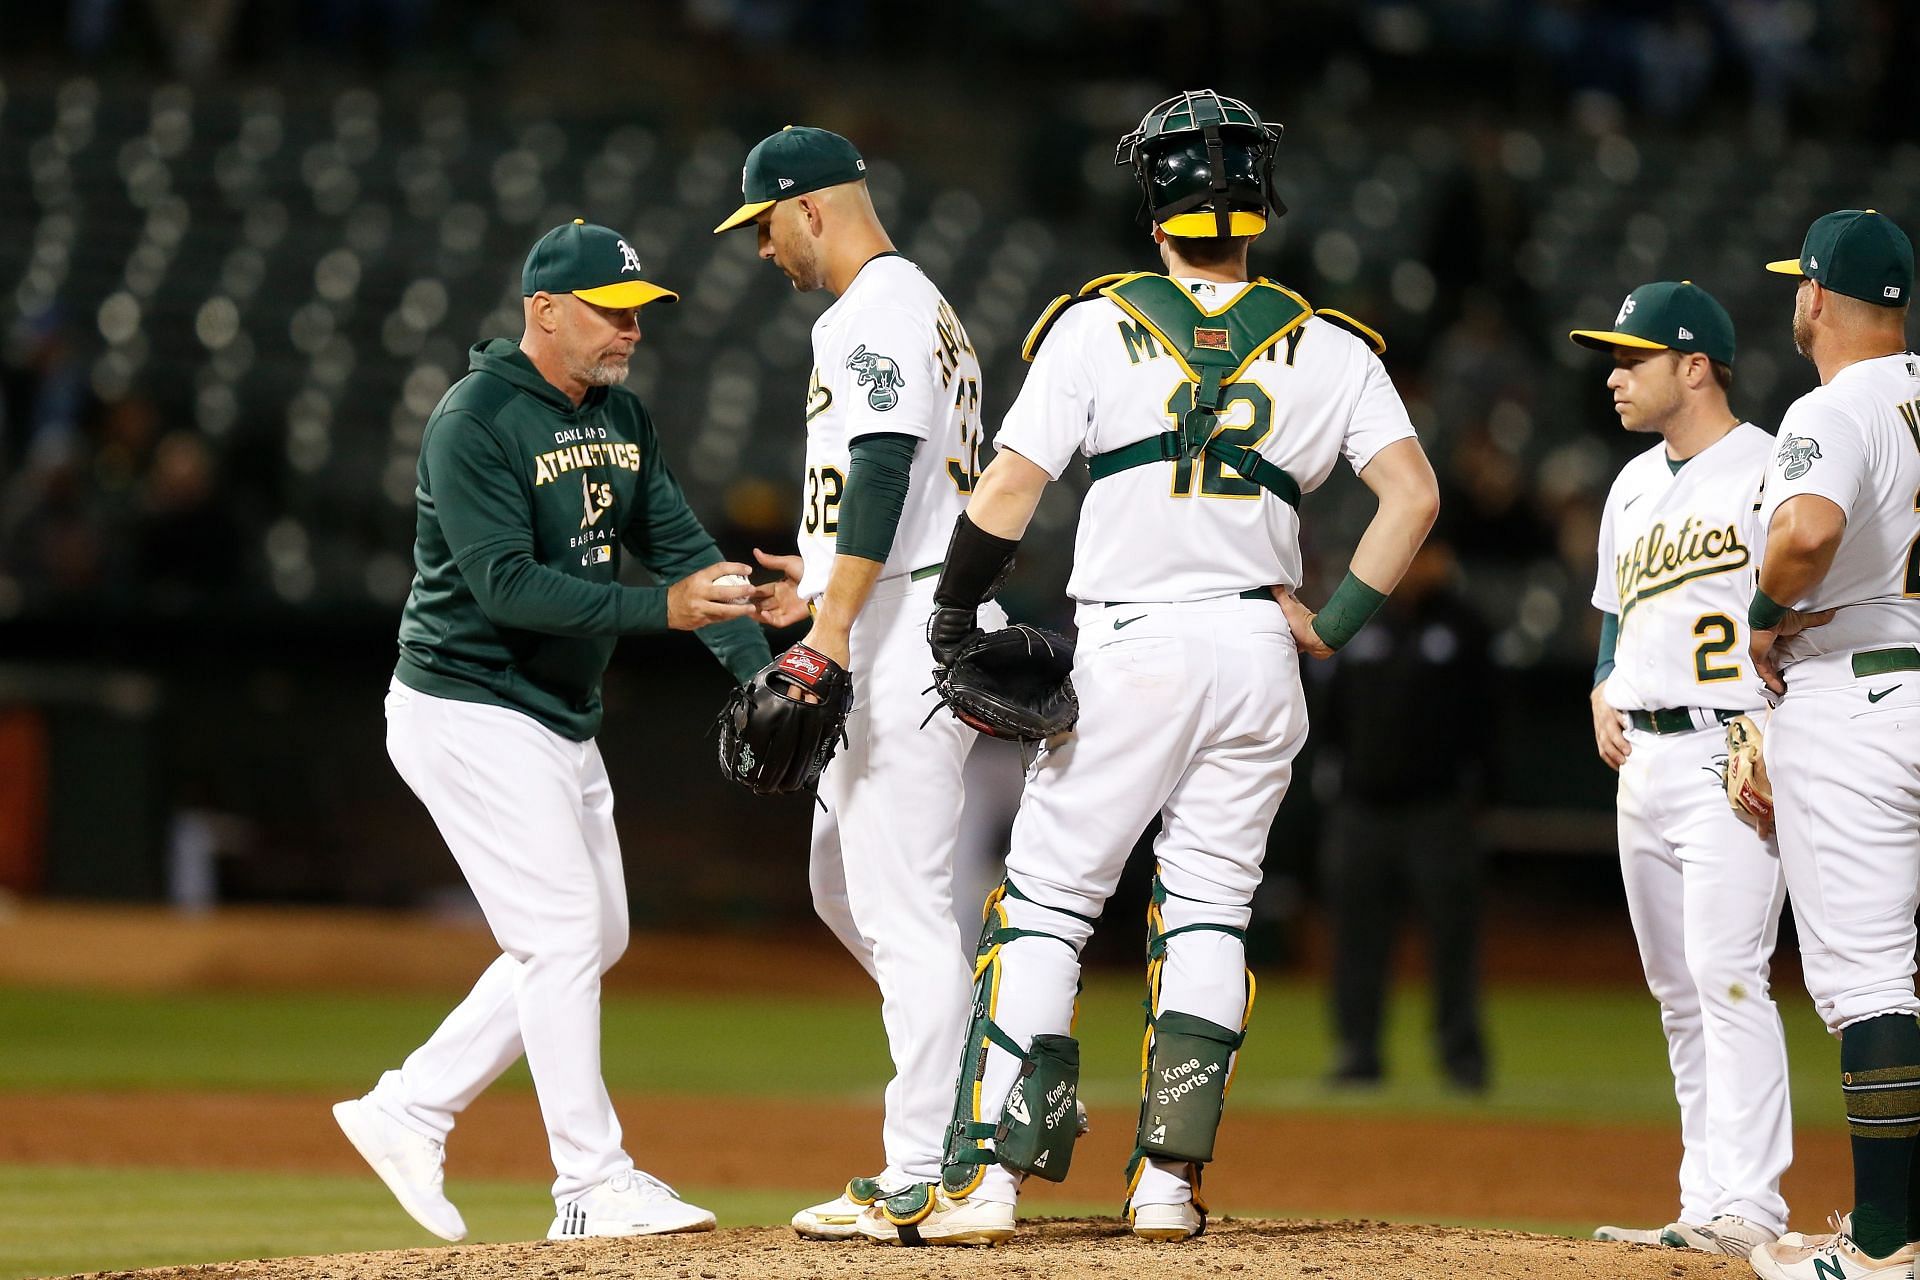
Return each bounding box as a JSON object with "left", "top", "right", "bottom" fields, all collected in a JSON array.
[
  {"left": 1765, "top": 208, "right": 1913, "bottom": 307},
  {"left": 522, "top": 219, "right": 678, "bottom": 308},
  {"left": 1569, "top": 280, "right": 1736, "bottom": 365},
  {"left": 713, "top": 126, "right": 868, "bottom": 234}
]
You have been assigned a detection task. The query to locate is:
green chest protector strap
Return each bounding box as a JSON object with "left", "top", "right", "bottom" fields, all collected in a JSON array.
[{"left": 1083, "top": 273, "right": 1312, "bottom": 507}]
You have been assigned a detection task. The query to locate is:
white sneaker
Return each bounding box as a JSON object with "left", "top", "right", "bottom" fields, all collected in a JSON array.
[
  {"left": 1593, "top": 1223, "right": 1680, "bottom": 1245},
  {"left": 792, "top": 1177, "right": 894, "bottom": 1241},
  {"left": 1131, "top": 1201, "right": 1204, "bottom": 1241},
  {"left": 1750, "top": 1213, "right": 1918, "bottom": 1279},
  {"left": 891, "top": 1186, "right": 1014, "bottom": 1247},
  {"left": 548, "top": 1169, "right": 716, "bottom": 1239},
  {"left": 1676, "top": 1214, "right": 1778, "bottom": 1256},
  {"left": 332, "top": 1097, "right": 467, "bottom": 1242}
]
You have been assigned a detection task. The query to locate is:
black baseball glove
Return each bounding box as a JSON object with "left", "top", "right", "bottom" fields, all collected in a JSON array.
[
  {"left": 930, "top": 624, "right": 1078, "bottom": 742},
  {"left": 717, "top": 643, "right": 854, "bottom": 794}
]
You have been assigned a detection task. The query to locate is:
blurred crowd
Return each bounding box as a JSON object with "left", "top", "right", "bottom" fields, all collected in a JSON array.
[{"left": 1, "top": 0, "right": 1914, "bottom": 665}]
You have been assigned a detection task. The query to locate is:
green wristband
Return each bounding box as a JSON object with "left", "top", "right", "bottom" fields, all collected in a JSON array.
[
  {"left": 1748, "top": 587, "right": 1788, "bottom": 632},
  {"left": 1312, "top": 572, "right": 1388, "bottom": 651}
]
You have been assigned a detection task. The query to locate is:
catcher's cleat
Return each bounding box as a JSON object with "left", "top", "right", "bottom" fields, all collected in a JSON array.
[
  {"left": 332, "top": 1097, "right": 467, "bottom": 1242},
  {"left": 792, "top": 1176, "right": 894, "bottom": 1241},
  {"left": 1131, "top": 1200, "right": 1205, "bottom": 1242},
  {"left": 888, "top": 1186, "right": 1015, "bottom": 1247}
]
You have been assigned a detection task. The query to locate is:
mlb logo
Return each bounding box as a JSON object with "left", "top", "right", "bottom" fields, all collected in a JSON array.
[
  {"left": 1887, "top": 286, "right": 1903, "bottom": 299},
  {"left": 588, "top": 545, "right": 611, "bottom": 565},
  {"left": 1193, "top": 327, "right": 1230, "bottom": 350}
]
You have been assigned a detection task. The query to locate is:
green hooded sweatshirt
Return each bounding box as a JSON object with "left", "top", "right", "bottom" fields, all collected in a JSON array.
[{"left": 394, "top": 338, "right": 770, "bottom": 739}]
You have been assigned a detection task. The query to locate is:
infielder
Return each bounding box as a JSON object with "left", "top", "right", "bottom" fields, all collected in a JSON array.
[
  {"left": 1572, "top": 281, "right": 1792, "bottom": 1256},
  {"left": 713, "top": 126, "right": 1023, "bottom": 1243},
  {"left": 1743, "top": 209, "right": 1920, "bottom": 1280},
  {"left": 333, "top": 220, "right": 769, "bottom": 1241},
  {"left": 900, "top": 89, "right": 1439, "bottom": 1245}
]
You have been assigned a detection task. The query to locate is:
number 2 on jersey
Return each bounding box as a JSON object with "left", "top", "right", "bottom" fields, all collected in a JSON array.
[
  {"left": 1693, "top": 613, "right": 1740, "bottom": 683},
  {"left": 804, "top": 465, "right": 844, "bottom": 535},
  {"left": 1166, "top": 381, "right": 1274, "bottom": 499}
]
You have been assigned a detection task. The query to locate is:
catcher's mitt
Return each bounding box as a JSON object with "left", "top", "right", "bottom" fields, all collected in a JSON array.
[
  {"left": 717, "top": 643, "right": 854, "bottom": 795},
  {"left": 931, "top": 624, "right": 1078, "bottom": 742},
  {"left": 1725, "top": 712, "right": 1773, "bottom": 827}
]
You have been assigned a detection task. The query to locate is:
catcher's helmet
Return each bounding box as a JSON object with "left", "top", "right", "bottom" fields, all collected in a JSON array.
[{"left": 1115, "top": 89, "right": 1284, "bottom": 239}]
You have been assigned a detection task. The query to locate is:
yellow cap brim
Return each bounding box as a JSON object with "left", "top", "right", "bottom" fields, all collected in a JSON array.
[
  {"left": 1569, "top": 329, "right": 1669, "bottom": 352},
  {"left": 1765, "top": 258, "right": 1806, "bottom": 276},
  {"left": 1161, "top": 209, "right": 1268, "bottom": 237},
  {"left": 713, "top": 200, "right": 776, "bottom": 234},
  {"left": 573, "top": 280, "right": 679, "bottom": 307}
]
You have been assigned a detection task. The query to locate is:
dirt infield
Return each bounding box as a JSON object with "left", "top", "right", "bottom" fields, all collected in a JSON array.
[
  {"left": 71, "top": 1218, "right": 1758, "bottom": 1280},
  {"left": 0, "top": 1087, "right": 1850, "bottom": 1228}
]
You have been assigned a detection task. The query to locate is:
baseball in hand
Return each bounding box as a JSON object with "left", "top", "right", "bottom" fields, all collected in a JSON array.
[{"left": 715, "top": 574, "right": 750, "bottom": 589}]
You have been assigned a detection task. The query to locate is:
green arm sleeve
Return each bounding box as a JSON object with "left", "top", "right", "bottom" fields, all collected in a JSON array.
[
  {"left": 835, "top": 432, "right": 919, "bottom": 563},
  {"left": 626, "top": 410, "right": 772, "bottom": 683},
  {"left": 1594, "top": 611, "right": 1619, "bottom": 686},
  {"left": 428, "top": 413, "right": 669, "bottom": 638}
]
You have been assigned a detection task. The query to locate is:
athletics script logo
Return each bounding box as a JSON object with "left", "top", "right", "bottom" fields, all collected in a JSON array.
[{"left": 1614, "top": 516, "right": 1750, "bottom": 619}]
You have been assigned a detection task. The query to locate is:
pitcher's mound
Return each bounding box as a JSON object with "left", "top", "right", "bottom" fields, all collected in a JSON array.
[{"left": 66, "top": 1216, "right": 1762, "bottom": 1280}]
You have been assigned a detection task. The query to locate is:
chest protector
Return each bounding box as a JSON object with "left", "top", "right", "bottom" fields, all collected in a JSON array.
[{"left": 1023, "top": 272, "right": 1384, "bottom": 508}]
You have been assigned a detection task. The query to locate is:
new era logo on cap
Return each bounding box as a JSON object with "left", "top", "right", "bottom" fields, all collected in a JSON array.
[
  {"left": 778, "top": 177, "right": 794, "bottom": 189},
  {"left": 1677, "top": 326, "right": 1693, "bottom": 340},
  {"left": 1808, "top": 256, "right": 1819, "bottom": 270}
]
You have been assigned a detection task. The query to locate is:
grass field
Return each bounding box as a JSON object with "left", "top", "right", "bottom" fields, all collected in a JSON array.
[
  {"left": 0, "top": 973, "right": 1842, "bottom": 1119},
  {"left": 0, "top": 973, "right": 1844, "bottom": 1279}
]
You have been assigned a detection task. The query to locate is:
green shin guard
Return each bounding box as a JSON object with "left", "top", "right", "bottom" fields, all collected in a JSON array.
[
  {"left": 1138, "top": 1010, "right": 1242, "bottom": 1163},
  {"left": 941, "top": 880, "right": 1090, "bottom": 1196},
  {"left": 995, "top": 1033, "right": 1082, "bottom": 1181}
]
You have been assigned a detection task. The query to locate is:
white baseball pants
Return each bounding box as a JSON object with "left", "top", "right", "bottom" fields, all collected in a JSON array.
[
  {"left": 807, "top": 578, "right": 1019, "bottom": 1185},
  {"left": 1616, "top": 720, "right": 1792, "bottom": 1234},
  {"left": 371, "top": 680, "right": 634, "bottom": 1201},
  {"left": 967, "top": 596, "right": 1308, "bottom": 1208},
  {"left": 1767, "top": 654, "right": 1920, "bottom": 1033}
]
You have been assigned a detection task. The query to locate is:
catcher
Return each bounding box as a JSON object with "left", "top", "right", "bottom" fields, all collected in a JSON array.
[
  {"left": 892, "top": 89, "right": 1440, "bottom": 1245},
  {"left": 711, "top": 125, "right": 1026, "bottom": 1244}
]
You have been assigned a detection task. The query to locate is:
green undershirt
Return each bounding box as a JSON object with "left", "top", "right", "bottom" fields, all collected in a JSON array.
[{"left": 836, "top": 432, "right": 919, "bottom": 563}]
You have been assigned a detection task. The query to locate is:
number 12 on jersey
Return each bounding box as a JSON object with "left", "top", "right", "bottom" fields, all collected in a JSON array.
[{"left": 1167, "top": 381, "right": 1274, "bottom": 500}]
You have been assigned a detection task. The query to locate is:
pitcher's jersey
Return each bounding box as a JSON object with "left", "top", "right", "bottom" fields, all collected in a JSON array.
[
  {"left": 1592, "top": 424, "right": 1773, "bottom": 712},
  {"left": 796, "top": 254, "right": 984, "bottom": 602},
  {"left": 994, "top": 277, "right": 1416, "bottom": 603},
  {"left": 1757, "top": 353, "right": 1920, "bottom": 666}
]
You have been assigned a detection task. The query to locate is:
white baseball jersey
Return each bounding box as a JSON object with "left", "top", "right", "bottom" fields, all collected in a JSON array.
[
  {"left": 1592, "top": 424, "right": 1774, "bottom": 711},
  {"left": 1757, "top": 352, "right": 1920, "bottom": 666},
  {"left": 796, "top": 254, "right": 983, "bottom": 601},
  {"left": 994, "top": 280, "right": 1416, "bottom": 603}
]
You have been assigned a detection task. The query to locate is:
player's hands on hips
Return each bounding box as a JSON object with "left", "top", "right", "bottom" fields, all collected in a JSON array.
[
  {"left": 1590, "top": 680, "right": 1631, "bottom": 770},
  {"left": 928, "top": 607, "right": 983, "bottom": 666},
  {"left": 668, "top": 562, "right": 756, "bottom": 630},
  {"left": 749, "top": 547, "right": 810, "bottom": 627},
  {"left": 1749, "top": 607, "right": 1837, "bottom": 696},
  {"left": 1273, "top": 587, "right": 1335, "bottom": 660}
]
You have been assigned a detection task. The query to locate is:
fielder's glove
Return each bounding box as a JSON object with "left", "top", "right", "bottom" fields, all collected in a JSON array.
[
  {"left": 1724, "top": 712, "right": 1773, "bottom": 829},
  {"left": 930, "top": 624, "right": 1078, "bottom": 743},
  {"left": 717, "top": 643, "right": 854, "bottom": 795}
]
